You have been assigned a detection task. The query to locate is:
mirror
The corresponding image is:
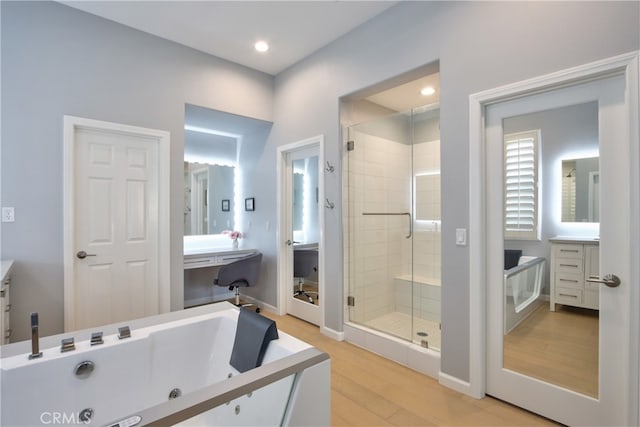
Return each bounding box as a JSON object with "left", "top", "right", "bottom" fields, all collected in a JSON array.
[
  {"left": 502, "top": 101, "right": 599, "bottom": 398},
  {"left": 561, "top": 157, "right": 599, "bottom": 223},
  {"left": 291, "top": 154, "right": 320, "bottom": 306},
  {"left": 184, "top": 162, "right": 235, "bottom": 235},
  {"left": 292, "top": 156, "right": 319, "bottom": 245}
]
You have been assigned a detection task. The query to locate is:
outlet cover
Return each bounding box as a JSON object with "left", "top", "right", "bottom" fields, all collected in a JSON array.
[{"left": 2, "top": 207, "right": 15, "bottom": 222}]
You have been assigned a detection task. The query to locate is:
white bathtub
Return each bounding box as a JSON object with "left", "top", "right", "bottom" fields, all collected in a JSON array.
[{"left": 0, "top": 303, "right": 329, "bottom": 426}]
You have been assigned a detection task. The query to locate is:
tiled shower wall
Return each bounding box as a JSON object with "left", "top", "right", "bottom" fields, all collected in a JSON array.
[{"left": 413, "top": 140, "right": 441, "bottom": 283}]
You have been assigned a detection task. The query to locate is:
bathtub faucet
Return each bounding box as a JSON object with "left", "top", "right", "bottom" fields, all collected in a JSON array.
[{"left": 28, "top": 312, "right": 43, "bottom": 360}]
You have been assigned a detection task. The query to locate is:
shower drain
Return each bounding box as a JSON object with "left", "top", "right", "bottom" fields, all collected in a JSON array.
[{"left": 416, "top": 331, "right": 428, "bottom": 337}]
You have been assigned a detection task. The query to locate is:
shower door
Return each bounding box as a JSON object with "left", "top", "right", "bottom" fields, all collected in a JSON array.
[{"left": 346, "top": 106, "right": 441, "bottom": 348}]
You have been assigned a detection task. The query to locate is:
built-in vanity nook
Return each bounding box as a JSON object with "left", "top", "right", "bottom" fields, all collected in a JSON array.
[
  {"left": 182, "top": 104, "right": 273, "bottom": 308},
  {"left": 549, "top": 237, "right": 599, "bottom": 311}
]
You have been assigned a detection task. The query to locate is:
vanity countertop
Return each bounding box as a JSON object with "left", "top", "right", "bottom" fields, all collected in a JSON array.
[
  {"left": 1, "top": 260, "right": 14, "bottom": 281},
  {"left": 549, "top": 236, "right": 600, "bottom": 244}
]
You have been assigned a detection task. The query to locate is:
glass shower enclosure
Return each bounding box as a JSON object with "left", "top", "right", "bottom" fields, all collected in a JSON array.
[{"left": 346, "top": 105, "right": 441, "bottom": 350}]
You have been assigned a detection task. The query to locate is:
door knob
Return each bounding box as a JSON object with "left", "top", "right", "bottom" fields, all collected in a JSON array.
[
  {"left": 76, "top": 251, "right": 96, "bottom": 259},
  {"left": 586, "top": 274, "right": 621, "bottom": 288}
]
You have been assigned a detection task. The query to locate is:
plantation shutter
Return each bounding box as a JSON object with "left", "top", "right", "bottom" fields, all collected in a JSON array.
[{"left": 504, "top": 130, "right": 539, "bottom": 240}]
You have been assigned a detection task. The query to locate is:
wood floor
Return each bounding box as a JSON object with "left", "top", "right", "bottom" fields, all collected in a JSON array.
[
  {"left": 504, "top": 304, "right": 599, "bottom": 398},
  {"left": 261, "top": 310, "right": 558, "bottom": 426}
]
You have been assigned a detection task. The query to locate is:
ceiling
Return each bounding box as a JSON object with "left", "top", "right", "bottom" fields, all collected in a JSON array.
[
  {"left": 60, "top": 1, "right": 397, "bottom": 76},
  {"left": 365, "top": 72, "right": 440, "bottom": 112}
]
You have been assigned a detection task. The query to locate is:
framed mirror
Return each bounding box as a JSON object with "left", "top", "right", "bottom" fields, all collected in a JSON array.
[{"left": 561, "top": 156, "right": 599, "bottom": 223}]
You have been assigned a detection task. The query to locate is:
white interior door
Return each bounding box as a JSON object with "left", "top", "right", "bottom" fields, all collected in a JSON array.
[
  {"left": 485, "top": 69, "right": 635, "bottom": 424},
  {"left": 64, "top": 116, "right": 170, "bottom": 331},
  {"left": 277, "top": 136, "right": 325, "bottom": 327}
]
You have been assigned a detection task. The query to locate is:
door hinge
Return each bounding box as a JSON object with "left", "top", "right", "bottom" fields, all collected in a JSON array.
[
  {"left": 346, "top": 140, "right": 354, "bottom": 151},
  {"left": 347, "top": 295, "right": 355, "bottom": 306}
]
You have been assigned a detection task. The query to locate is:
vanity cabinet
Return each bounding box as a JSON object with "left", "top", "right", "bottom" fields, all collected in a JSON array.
[
  {"left": 550, "top": 238, "right": 599, "bottom": 311},
  {"left": 1, "top": 261, "right": 13, "bottom": 344}
]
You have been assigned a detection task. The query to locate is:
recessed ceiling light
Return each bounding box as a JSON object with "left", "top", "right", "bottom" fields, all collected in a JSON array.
[
  {"left": 420, "top": 86, "right": 436, "bottom": 96},
  {"left": 254, "top": 41, "right": 269, "bottom": 53}
]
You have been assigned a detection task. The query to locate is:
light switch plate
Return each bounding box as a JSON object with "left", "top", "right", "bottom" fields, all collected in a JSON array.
[{"left": 456, "top": 228, "right": 467, "bottom": 246}]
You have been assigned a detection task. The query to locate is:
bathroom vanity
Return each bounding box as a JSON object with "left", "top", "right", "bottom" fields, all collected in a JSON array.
[
  {"left": 1, "top": 260, "right": 13, "bottom": 344},
  {"left": 549, "top": 237, "right": 599, "bottom": 311}
]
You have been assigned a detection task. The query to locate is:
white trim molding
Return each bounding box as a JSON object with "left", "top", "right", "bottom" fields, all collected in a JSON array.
[
  {"left": 468, "top": 51, "right": 640, "bottom": 408},
  {"left": 276, "top": 135, "right": 327, "bottom": 329}
]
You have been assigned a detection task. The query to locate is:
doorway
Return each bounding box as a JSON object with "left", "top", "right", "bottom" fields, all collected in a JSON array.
[
  {"left": 63, "top": 116, "right": 171, "bottom": 331},
  {"left": 277, "top": 136, "right": 325, "bottom": 327},
  {"left": 469, "top": 52, "right": 639, "bottom": 425}
]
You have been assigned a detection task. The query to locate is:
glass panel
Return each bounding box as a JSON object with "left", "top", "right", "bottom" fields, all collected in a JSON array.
[
  {"left": 347, "top": 112, "right": 413, "bottom": 341},
  {"left": 502, "top": 101, "right": 599, "bottom": 398},
  {"left": 180, "top": 374, "right": 296, "bottom": 425},
  {"left": 410, "top": 106, "right": 441, "bottom": 351},
  {"left": 346, "top": 106, "right": 441, "bottom": 349}
]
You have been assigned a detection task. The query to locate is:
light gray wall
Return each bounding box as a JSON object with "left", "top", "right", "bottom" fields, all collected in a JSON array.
[
  {"left": 1, "top": 0, "right": 637, "bottom": 385},
  {"left": 504, "top": 102, "right": 599, "bottom": 294},
  {"left": 0, "top": 1, "right": 273, "bottom": 340},
  {"left": 268, "top": 1, "right": 638, "bottom": 381}
]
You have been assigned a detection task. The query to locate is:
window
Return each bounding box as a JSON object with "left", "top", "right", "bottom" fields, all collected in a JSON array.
[{"left": 504, "top": 130, "right": 540, "bottom": 240}]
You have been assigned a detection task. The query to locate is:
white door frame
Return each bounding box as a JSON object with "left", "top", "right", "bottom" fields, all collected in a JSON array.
[
  {"left": 467, "top": 51, "right": 639, "bottom": 417},
  {"left": 63, "top": 116, "right": 171, "bottom": 331},
  {"left": 276, "top": 135, "right": 325, "bottom": 327}
]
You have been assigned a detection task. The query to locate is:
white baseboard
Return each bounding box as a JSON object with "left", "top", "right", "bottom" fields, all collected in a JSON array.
[
  {"left": 321, "top": 326, "right": 344, "bottom": 341},
  {"left": 439, "top": 372, "right": 475, "bottom": 397}
]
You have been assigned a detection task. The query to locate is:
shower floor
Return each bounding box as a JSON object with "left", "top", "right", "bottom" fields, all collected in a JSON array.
[{"left": 364, "top": 312, "right": 441, "bottom": 351}]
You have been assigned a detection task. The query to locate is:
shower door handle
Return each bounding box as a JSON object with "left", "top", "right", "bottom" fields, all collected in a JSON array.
[
  {"left": 362, "top": 212, "right": 412, "bottom": 239},
  {"left": 586, "top": 274, "right": 621, "bottom": 288}
]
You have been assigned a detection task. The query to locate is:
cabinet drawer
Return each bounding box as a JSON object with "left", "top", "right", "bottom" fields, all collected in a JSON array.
[
  {"left": 556, "top": 287, "right": 583, "bottom": 305},
  {"left": 555, "top": 273, "right": 583, "bottom": 289},
  {"left": 553, "top": 244, "right": 584, "bottom": 259},
  {"left": 555, "top": 257, "right": 583, "bottom": 274}
]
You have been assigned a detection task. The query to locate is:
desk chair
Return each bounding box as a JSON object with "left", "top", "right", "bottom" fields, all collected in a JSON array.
[
  {"left": 214, "top": 252, "right": 263, "bottom": 312},
  {"left": 293, "top": 249, "right": 318, "bottom": 304}
]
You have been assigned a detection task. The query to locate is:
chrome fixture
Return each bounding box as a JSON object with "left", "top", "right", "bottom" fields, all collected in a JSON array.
[
  {"left": 118, "top": 326, "right": 131, "bottom": 339},
  {"left": 74, "top": 361, "right": 95, "bottom": 379},
  {"left": 61, "top": 337, "right": 75, "bottom": 352},
  {"left": 78, "top": 408, "right": 94, "bottom": 423},
  {"left": 325, "top": 161, "right": 335, "bottom": 173},
  {"left": 28, "top": 312, "right": 43, "bottom": 360},
  {"left": 76, "top": 250, "right": 96, "bottom": 259},
  {"left": 90, "top": 331, "right": 103, "bottom": 346},
  {"left": 362, "top": 212, "right": 412, "bottom": 238},
  {"left": 168, "top": 388, "right": 182, "bottom": 400},
  {"left": 587, "top": 273, "right": 621, "bottom": 288}
]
